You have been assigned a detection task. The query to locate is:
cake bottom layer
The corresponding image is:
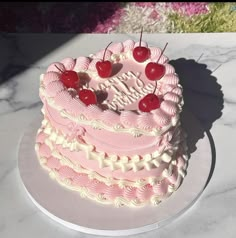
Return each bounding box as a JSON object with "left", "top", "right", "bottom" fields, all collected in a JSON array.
[{"left": 35, "top": 128, "right": 188, "bottom": 207}]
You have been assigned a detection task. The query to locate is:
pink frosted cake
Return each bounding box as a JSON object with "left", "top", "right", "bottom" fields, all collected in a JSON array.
[{"left": 35, "top": 38, "right": 188, "bottom": 207}]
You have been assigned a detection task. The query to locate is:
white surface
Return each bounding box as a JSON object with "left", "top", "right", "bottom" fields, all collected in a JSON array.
[
  {"left": 17, "top": 110, "right": 212, "bottom": 237},
  {"left": 1, "top": 33, "right": 236, "bottom": 238}
]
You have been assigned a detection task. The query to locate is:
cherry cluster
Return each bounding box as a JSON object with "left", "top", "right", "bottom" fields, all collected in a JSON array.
[
  {"left": 55, "top": 66, "right": 97, "bottom": 106},
  {"left": 57, "top": 29, "right": 167, "bottom": 112}
]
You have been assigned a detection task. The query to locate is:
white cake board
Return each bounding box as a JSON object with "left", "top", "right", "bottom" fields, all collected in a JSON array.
[{"left": 17, "top": 109, "right": 213, "bottom": 236}]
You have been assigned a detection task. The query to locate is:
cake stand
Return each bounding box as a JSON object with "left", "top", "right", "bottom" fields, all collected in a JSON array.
[{"left": 17, "top": 109, "right": 213, "bottom": 236}]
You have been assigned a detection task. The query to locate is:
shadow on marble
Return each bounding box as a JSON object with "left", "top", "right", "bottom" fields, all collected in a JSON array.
[
  {"left": 0, "top": 33, "right": 76, "bottom": 85},
  {"left": 170, "top": 58, "right": 223, "bottom": 188}
]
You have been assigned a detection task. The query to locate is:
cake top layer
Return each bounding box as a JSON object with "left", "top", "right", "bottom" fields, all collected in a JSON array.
[{"left": 40, "top": 39, "right": 183, "bottom": 135}]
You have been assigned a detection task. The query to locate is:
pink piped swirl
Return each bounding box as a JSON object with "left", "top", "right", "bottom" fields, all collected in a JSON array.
[
  {"left": 164, "top": 64, "right": 175, "bottom": 74},
  {"left": 152, "top": 109, "right": 171, "bottom": 127},
  {"left": 158, "top": 55, "right": 169, "bottom": 64},
  {"left": 160, "top": 84, "right": 176, "bottom": 95},
  {"left": 88, "top": 58, "right": 101, "bottom": 71},
  {"left": 58, "top": 166, "right": 76, "bottom": 180},
  {"left": 153, "top": 180, "right": 167, "bottom": 196},
  {"left": 137, "top": 113, "right": 158, "bottom": 129},
  {"left": 66, "top": 97, "right": 86, "bottom": 116},
  {"left": 46, "top": 80, "right": 65, "bottom": 97},
  {"left": 43, "top": 72, "right": 61, "bottom": 86},
  {"left": 136, "top": 184, "right": 153, "bottom": 201},
  {"left": 134, "top": 41, "right": 148, "bottom": 48},
  {"left": 163, "top": 92, "right": 180, "bottom": 103},
  {"left": 123, "top": 39, "right": 135, "bottom": 52},
  {"left": 104, "top": 184, "right": 123, "bottom": 200},
  {"left": 60, "top": 57, "right": 75, "bottom": 70},
  {"left": 39, "top": 144, "right": 51, "bottom": 157},
  {"left": 109, "top": 42, "right": 124, "bottom": 54},
  {"left": 164, "top": 74, "right": 179, "bottom": 85},
  {"left": 46, "top": 156, "right": 61, "bottom": 169},
  {"left": 88, "top": 179, "right": 106, "bottom": 194},
  {"left": 47, "top": 62, "right": 65, "bottom": 73},
  {"left": 36, "top": 132, "right": 47, "bottom": 143},
  {"left": 95, "top": 49, "right": 112, "bottom": 60},
  {"left": 120, "top": 111, "right": 138, "bottom": 127},
  {"left": 172, "top": 87, "right": 182, "bottom": 96},
  {"left": 74, "top": 57, "right": 90, "bottom": 71},
  {"left": 161, "top": 100, "right": 178, "bottom": 116},
  {"left": 123, "top": 186, "right": 137, "bottom": 200},
  {"left": 150, "top": 47, "right": 162, "bottom": 61},
  {"left": 54, "top": 90, "right": 73, "bottom": 108},
  {"left": 72, "top": 174, "right": 90, "bottom": 187},
  {"left": 99, "top": 110, "right": 120, "bottom": 126},
  {"left": 85, "top": 104, "right": 103, "bottom": 120}
]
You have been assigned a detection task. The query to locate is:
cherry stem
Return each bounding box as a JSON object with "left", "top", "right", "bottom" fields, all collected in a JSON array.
[
  {"left": 157, "top": 42, "right": 168, "bottom": 63},
  {"left": 139, "top": 27, "right": 143, "bottom": 47},
  {"left": 54, "top": 64, "right": 64, "bottom": 73},
  {"left": 103, "top": 41, "right": 113, "bottom": 61},
  {"left": 153, "top": 81, "right": 157, "bottom": 95}
]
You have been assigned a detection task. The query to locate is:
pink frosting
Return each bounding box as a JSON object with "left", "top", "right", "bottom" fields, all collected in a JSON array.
[
  {"left": 54, "top": 90, "right": 73, "bottom": 108},
  {"left": 99, "top": 110, "right": 120, "bottom": 126},
  {"left": 47, "top": 62, "right": 65, "bottom": 73},
  {"left": 60, "top": 57, "right": 75, "bottom": 70},
  {"left": 109, "top": 42, "right": 124, "bottom": 54},
  {"left": 88, "top": 179, "right": 106, "bottom": 194},
  {"left": 46, "top": 156, "right": 61, "bottom": 169},
  {"left": 95, "top": 49, "right": 112, "bottom": 60},
  {"left": 120, "top": 111, "right": 138, "bottom": 127},
  {"left": 160, "top": 100, "right": 178, "bottom": 116},
  {"left": 163, "top": 92, "right": 180, "bottom": 103},
  {"left": 58, "top": 166, "right": 76, "bottom": 179},
  {"left": 164, "top": 74, "right": 179, "bottom": 85},
  {"left": 72, "top": 174, "right": 90, "bottom": 187},
  {"left": 137, "top": 113, "right": 159, "bottom": 129},
  {"left": 123, "top": 186, "right": 137, "bottom": 200},
  {"left": 85, "top": 104, "right": 103, "bottom": 120},
  {"left": 104, "top": 184, "right": 123, "bottom": 200},
  {"left": 38, "top": 144, "right": 51, "bottom": 157},
  {"left": 36, "top": 131, "right": 187, "bottom": 204},
  {"left": 88, "top": 58, "right": 101, "bottom": 71},
  {"left": 36, "top": 131, "right": 47, "bottom": 143},
  {"left": 150, "top": 47, "right": 162, "bottom": 61},
  {"left": 46, "top": 80, "right": 65, "bottom": 97},
  {"left": 43, "top": 72, "right": 61, "bottom": 86},
  {"left": 123, "top": 39, "right": 135, "bottom": 52},
  {"left": 137, "top": 184, "right": 153, "bottom": 201},
  {"left": 67, "top": 97, "right": 86, "bottom": 116},
  {"left": 74, "top": 57, "right": 90, "bottom": 71},
  {"left": 164, "top": 64, "right": 175, "bottom": 74},
  {"left": 152, "top": 109, "right": 171, "bottom": 127}
]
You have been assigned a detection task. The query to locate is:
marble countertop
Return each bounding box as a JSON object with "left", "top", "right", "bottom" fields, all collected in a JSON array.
[{"left": 1, "top": 33, "right": 236, "bottom": 238}]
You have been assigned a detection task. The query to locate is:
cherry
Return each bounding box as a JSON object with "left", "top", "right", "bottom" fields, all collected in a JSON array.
[
  {"left": 96, "top": 42, "right": 113, "bottom": 78},
  {"left": 78, "top": 89, "right": 97, "bottom": 106},
  {"left": 145, "top": 63, "right": 165, "bottom": 81},
  {"left": 138, "top": 94, "right": 160, "bottom": 112},
  {"left": 133, "top": 28, "right": 150, "bottom": 63},
  {"left": 145, "top": 42, "right": 168, "bottom": 81},
  {"left": 55, "top": 65, "right": 79, "bottom": 89}
]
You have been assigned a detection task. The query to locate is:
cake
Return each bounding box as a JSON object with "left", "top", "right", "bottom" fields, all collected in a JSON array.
[{"left": 35, "top": 37, "right": 188, "bottom": 207}]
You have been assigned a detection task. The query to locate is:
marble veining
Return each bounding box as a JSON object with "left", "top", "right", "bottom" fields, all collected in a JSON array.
[{"left": 0, "top": 33, "right": 236, "bottom": 238}]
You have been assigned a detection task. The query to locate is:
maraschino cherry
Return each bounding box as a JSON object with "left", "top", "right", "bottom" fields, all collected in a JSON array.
[
  {"left": 133, "top": 28, "right": 150, "bottom": 63},
  {"left": 138, "top": 82, "right": 160, "bottom": 112},
  {"left": 96, "top": 42, "right": 113, "bottom": 78},
  {"left": 138, "top": 43, "right": 168, "bottom": 112},
  {"left": 55, "top": 65, "right": 79, "bottom": 89},
  {"left": 145, "top": 43, "right": 168, "bottom": 81},
  {"left": 78, "top": 89, "right": 97, "bottom": 106}
]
